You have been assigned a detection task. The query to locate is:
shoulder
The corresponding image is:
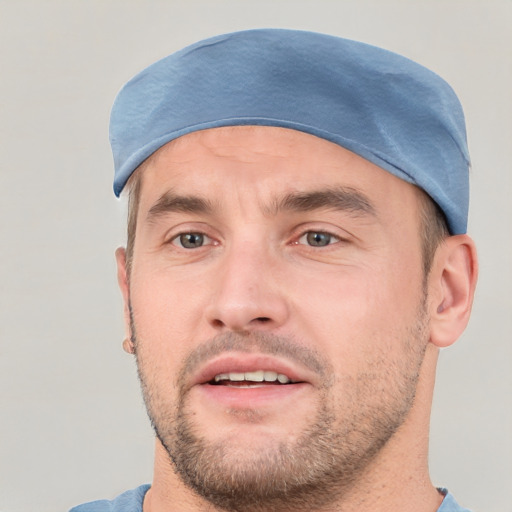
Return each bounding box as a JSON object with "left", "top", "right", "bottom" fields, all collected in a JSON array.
[
  {"left": 69, "top": 484, "right": 151, "bottom": 512},
  {"left": 437, "top": 489, "right": 473, "bottom": 512}
]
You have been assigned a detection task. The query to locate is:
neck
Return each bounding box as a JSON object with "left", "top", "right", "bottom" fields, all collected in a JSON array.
[{"left": 144, "top": 345, "right": 443, "bottom": 512}]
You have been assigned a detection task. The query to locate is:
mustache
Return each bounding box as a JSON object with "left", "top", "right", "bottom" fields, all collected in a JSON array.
[{"left": 177, "top": 331, "right": 331, "bottom": 388}]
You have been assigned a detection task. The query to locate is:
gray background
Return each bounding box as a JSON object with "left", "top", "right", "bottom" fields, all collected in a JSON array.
[{"left": 1, "top": 1, "right": 511, "bottom": 511}]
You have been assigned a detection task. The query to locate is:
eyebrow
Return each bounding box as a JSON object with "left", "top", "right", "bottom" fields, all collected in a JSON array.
[
  {"left": 146, "top": 186, "right": 376, "bottom": 222},
  {"left": 146, "top": 191, "right": 214, "bottom": 222},
  {"left": 268, "top": 187, "right": 377, "bottom": 217}
]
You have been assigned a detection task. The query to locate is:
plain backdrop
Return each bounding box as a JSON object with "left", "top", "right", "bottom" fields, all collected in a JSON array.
[{"left": 0, "top": 1, "right": 511, "bottom": 511}]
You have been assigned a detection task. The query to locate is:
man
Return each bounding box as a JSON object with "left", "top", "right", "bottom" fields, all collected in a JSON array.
[{"left": 71, "top": 29, "right": 478, "bottom": 512}]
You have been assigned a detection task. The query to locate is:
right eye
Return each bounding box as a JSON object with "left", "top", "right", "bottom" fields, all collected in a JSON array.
[{"left": 171, "top": 232, "right": 210, "bottom": 249}]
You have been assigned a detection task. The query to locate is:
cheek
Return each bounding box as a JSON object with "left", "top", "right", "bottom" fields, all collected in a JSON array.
[
  {"left": 129, "top": 267, "right": 209, "bottom": 371},
  {"left": 300, "top": 265, "right": 421, "bottom": 319},
  {"left": 290, "top": 258, "right": 425, "bottom": 361}
]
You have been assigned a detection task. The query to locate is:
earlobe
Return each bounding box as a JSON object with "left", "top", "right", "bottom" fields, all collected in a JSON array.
[
  {"left": 428, "top": 235, "right": 478, "bottom": 348},
  {"left": 122, "top": 337, "right": 135, "bottom": 354},
  {"left": 115, "top": 247, "right": 132, "bottom": 343}
]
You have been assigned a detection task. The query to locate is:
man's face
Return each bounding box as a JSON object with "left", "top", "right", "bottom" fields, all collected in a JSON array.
[{"left": 119, "top": 126, "right": 431, "bottom": 510}]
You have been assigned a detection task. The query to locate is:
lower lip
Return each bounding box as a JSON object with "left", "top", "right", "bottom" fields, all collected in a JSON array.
[{"left": 197, "top": 382, "right": 309, "bottom": 408}]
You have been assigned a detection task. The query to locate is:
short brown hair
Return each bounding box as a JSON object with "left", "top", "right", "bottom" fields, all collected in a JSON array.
[
  {"left": 124, "top": 166, "right": 143, "bottom": 276},
  {"left": 417, "top": 188, "right": 450, "bottom": 276}
]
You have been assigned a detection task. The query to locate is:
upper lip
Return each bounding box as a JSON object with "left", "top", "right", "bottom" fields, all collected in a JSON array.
[{"left": 191, "top": 353, "right": 315, "bottom": 387}]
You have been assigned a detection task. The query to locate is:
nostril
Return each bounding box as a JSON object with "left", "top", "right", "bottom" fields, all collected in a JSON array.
[{"left": 209, "top": 316, "right": 271, "bottom": 330}]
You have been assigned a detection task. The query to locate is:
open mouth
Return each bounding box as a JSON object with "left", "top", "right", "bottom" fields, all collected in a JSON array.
[{"left": 209, "top": 370, "right": 299, "bottom": 387}]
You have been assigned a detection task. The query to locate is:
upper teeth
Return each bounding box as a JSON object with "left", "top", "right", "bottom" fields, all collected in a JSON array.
[{"left": 214, "top": 370, "right": 291, "bottom": 384}]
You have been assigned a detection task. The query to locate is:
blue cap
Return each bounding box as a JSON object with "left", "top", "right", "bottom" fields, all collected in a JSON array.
[{"left": 109, "top": 28, "right": 470, "bottom": 234}]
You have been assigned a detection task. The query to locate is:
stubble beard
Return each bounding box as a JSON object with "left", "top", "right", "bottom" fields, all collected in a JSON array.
[{"left": 132, "top": 305, "right": 429, "bottom": 512}]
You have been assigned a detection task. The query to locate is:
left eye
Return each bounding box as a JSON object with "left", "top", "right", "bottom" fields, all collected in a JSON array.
[
  {"left": 172, "top": 232, "right": 209, "bottom": 249},
  {"left": 299, "top": 231, "right": 338, "bottom": 247}
]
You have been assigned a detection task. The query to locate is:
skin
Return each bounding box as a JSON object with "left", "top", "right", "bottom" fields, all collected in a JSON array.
[{"left": 116, "top": 126, "right": 478, "bottom": 512}]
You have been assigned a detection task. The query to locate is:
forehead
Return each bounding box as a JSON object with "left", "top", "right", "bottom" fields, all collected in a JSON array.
[{"left": 137, "top": 126, "right": 421, "bottom": 205}]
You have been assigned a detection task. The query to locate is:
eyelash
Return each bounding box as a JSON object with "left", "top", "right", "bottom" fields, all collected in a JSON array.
[
  {"left": 170, "top": 232, "right": 215, "bottom": 249},
  {"left": 296, "top": 231, "right": 341, "bottom": 247}
]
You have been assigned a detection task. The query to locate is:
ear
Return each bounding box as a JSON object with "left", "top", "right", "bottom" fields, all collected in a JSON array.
[
  {"left": 428, "top": 234, "right": 478, "bottom": 348},
  {"left": 115, "top": 247, "right": 132, "bottom": 341}
]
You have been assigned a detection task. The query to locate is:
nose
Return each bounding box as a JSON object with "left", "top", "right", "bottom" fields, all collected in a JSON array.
[{"left": 204, "top": 240, "right": 290, "bottom": 332}]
